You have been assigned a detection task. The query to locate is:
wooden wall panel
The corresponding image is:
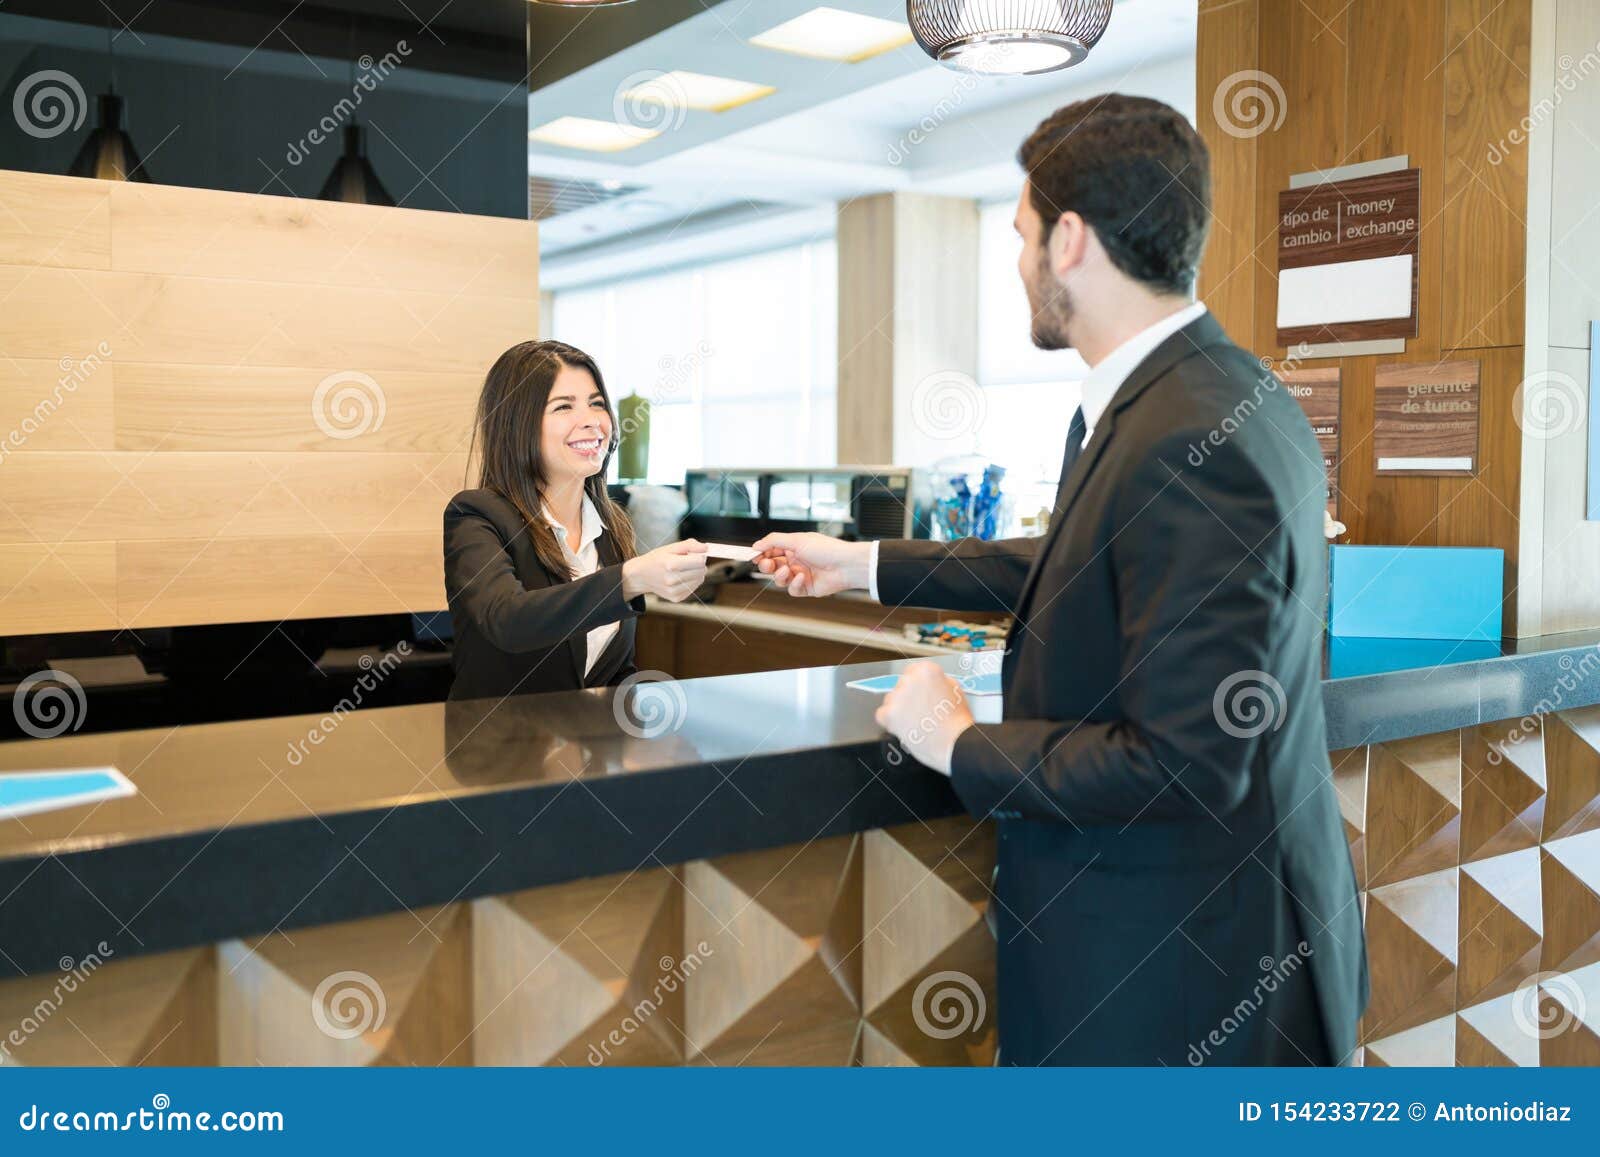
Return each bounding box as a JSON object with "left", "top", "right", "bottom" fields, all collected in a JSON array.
[
  {"left": 1443, "top": 0, "right": 1532, "bottom": 349},
  {"left": 117, "top": 532, "right": 443, "bottom": 627},
  {"left": 1341, "top": 0, "right": 1449, "bottom": 546},
  {"left": 114, "top": 364, "right": 479, "bottom": 453},
  {"left": 0, "top": 266, "right": 532, "bottom": 373},
  {"left": 1436, "top": 345, "right": 1525, "bottom": 604},
  {"left": 0, "top": 169, "right": 110, "bottom": 269},
  {"left": 836, "top": 194, "right": 897, "bottom": 465},
  {"left": 1194, "top": 0, "right": 1259, "bottom": 343},
  {"left": 0, "top": 358, "right": 115, "bottom": 451},
  {"left": 1201, "top": 0, "right": 1530, "bottom": 626},
  {"left": 0, "top": 543, "right": 117, "bottom": 634},
  {"left": 107, "top": 182, "right": 538, "bottom": 300},
  {"left": 1251, "top": 0, "right": 1349, "bottom": 360},
  {"left": 836, "top": 192, "right": 980, "bottom": 467},
  {"left": 0, "top": 168, "right": 534, "bottom": 634},
  {"left": 0, "top": 453, "right": 463, "bottom": 544}
]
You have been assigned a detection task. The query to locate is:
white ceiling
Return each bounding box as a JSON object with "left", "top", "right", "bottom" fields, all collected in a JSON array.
[{"left": 532, "top": 0, "right": 1199, "bottom": 286}]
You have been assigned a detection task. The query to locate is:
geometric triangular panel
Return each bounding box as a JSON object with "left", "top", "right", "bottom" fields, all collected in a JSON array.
[
  {"left": 1367, "top": 733, "right": 1461, "bottom": 887},
  {"left": 1540, "top": 831, "right": 1600, "bottom": 974},
  {"left": 1538, "top": 961, "right": 1600, "bottom": 1066},
  {"left": 1545, "top": 709, "right": 1600, "bottom": 843},
  {"left": 1461, "top": 721, "right": 1546, "bottom": 862},
  {"left": 1366, "top": 1014, "right": 1454, "bottom": 1066},
  {"left": 472, "top": 871, "right": 682, "bottom": 1066},
  {"left": 1458, "top": 848, "right": 1542, "bottom": 1005},
  {"left": 1331, "top": 746, "right": 1369, "bottom": 890},
  {"left": 1364, "top": 869, "right": 1458, "bottom": 1040},
  {"left": 1457, "top": 990, "right": 1539, "bottom": 1066},
  {"left": 219, "top": 905, "right": 470, "bottom": 1066},
  {"left": 0, "top": 947, "right": 215, "bottom": 1066}
]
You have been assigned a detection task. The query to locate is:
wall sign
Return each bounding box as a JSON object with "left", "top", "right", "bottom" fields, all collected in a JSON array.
[
  {"left": 1280, "top": 368, "right": 1341, "bottom": 517},
  {"left": 1374, "top": 359, "right": 1480, "bottom": 476},
  {"left": 1276, "top": 166, "right": 1421, "bottom": 348}
]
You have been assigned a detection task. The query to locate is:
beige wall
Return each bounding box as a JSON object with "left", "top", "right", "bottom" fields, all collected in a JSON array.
[
  {"left": 1517, "top": 0, "right": 1600, "bottom": 635},
  {"left": 836, "top": 192, "right": 979, "bottom": 466},
  {"left": 0, "top": 170, "right": 537, "bottom": 634}
]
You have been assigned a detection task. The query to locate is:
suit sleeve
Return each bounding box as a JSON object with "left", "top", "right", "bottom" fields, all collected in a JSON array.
[
  {"left": 874, "top": 536, "right": 1041, "bottom": 612},
  {"left": 444, "top": 502, "right": 645, "bottom": 654},
  {"left": 949, "top": 433, "right": 1292, "bottom": 824}
]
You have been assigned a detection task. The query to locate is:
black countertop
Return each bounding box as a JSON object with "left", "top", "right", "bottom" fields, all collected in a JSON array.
[
  {"left": 3, "top": 632, "right": 1600, "bottom": 977},
  {"left": 1321, "top": 626, "right": 1600, "bottom": 748}
]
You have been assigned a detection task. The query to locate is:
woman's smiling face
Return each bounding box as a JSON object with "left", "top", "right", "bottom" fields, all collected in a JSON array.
[{"left": 540, "top": 363, "right": 612, "bottom": 485}]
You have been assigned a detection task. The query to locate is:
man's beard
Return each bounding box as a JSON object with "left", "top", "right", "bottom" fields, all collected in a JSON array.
[{"left": 1027, "top": 254, "right": 1074, "bottom": 350}]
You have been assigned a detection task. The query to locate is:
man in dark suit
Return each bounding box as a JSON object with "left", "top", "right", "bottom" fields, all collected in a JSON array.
[{"left": 753, "top": 95, "right": 1367, "bottom": 1065}]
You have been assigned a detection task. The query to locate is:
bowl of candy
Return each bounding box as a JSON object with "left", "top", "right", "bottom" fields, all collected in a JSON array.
[{"left": 927, "top": 453, "right": 1012, "bottom": 543}]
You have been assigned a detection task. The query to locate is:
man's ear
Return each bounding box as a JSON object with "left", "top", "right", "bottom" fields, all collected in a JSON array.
[{"left": 1050, "top": 210, "right": 1089, "bottom": 280}]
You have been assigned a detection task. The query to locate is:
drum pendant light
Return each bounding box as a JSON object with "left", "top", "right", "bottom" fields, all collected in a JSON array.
[{"left": 907, "top": 0, "right": 1115, "bottom": 75}]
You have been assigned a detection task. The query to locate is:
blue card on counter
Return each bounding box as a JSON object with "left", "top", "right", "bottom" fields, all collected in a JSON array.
[
  {"left": 846, "top": 672, "right": 1002, "bottom": 696},
  {"left": 0, "top": 767, "right": 136, "bottom": 822}
]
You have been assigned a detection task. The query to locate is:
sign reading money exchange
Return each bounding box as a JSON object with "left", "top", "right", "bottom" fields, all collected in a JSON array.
[{"left": 1276, "top": 167, "right": 1421, "bottom": 348}]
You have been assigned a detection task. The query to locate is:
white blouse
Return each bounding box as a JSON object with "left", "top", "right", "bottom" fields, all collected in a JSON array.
[{"left": 542, "top": 494, "right": 619, "bottom": 678}]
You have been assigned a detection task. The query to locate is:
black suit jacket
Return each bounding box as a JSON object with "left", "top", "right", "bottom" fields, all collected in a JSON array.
[
  {"left": 877, "top": 312, "right": 1368, "bottom": 1066},
  {"left": 443, "top": 488, "right": 644, "bottom": 701}
]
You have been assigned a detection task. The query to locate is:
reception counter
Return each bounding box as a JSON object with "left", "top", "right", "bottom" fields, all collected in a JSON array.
[{"left": 3, "top": 632, "right": 1600, "bottom": 1066}]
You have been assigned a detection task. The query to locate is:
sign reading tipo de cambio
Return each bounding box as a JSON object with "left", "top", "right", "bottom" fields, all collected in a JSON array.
[{"left": 1276, "top": 168, "right": 1421, "bottom": 348}]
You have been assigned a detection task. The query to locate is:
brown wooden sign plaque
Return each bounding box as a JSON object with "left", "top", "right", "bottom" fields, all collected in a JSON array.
[{"left": 1373, "top": 359, "right": 1480, "bottom": 476}]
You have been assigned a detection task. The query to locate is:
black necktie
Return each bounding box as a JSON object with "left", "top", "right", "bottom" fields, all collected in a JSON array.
[{"left": 1053, "top": 405, "right": 1088, "bottom": 514}]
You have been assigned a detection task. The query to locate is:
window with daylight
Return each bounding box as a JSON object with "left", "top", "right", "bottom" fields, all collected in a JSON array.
[
  {"left": 551, "top": 240, "right": 838, "bottom": 486},
  {"left": 975, "top": 198, "right": 1088, "bottom": 496}
]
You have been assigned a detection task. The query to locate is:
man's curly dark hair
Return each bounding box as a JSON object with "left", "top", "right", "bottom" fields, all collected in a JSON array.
[{"left": 1018, "top": 94, "right": 1211, "bottom": 295}]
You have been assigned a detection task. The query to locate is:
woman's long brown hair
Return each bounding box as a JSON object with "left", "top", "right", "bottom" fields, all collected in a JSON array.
[{"left": 469, "top": 339, "right": 637, "bottom": 579}]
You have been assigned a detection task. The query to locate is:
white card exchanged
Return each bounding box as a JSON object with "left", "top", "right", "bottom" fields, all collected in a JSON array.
[{"left": 705, "top": 543, "right": 758, "bottom": 562}]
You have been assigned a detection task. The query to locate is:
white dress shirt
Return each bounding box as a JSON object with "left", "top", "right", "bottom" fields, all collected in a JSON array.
[
  {"left": 866, "top": 302, "right": 1209, "bottom": 601},
  {"left": 543, "top": 493, "right": 618, "bottom": 678},
  {"left": 1076, "top": 301, "right": 1208, "bottom": 447}
]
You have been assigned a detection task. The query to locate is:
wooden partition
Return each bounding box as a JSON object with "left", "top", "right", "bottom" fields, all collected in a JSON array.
[
  {"left": 0, "top": 170, "right": 537, "bottom": 634},
  {"left": 1197, "top": 0, "right": 1532, "bottom": 624}
]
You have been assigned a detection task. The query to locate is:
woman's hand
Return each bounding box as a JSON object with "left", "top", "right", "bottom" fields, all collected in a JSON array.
[
  {"left": 621, "top": 540, "right": 709, "bottom": 602},
  {"left": 751, "top": 532, "right": 872, "bottom": 598}
]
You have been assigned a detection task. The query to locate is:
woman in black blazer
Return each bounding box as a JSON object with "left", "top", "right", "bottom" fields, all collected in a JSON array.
[{"left": 444, "top": 340, "right": 707, "bottom": 701}]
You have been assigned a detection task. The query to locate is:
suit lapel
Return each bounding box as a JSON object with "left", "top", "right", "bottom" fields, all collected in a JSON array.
[{"left": 1006, "top": 313, "right": 1233, "bottom": 651}]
